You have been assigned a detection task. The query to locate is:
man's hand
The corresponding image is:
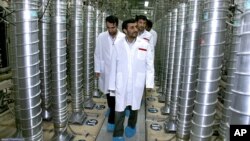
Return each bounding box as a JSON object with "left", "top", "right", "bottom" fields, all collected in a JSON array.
[{"left": 95, "top": 72, "right": 100, "bottom": 78}]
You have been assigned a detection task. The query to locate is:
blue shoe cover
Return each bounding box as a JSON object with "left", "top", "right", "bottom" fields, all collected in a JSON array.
[
  {"left": 125, "top": 108, "right": 130, "bottom": 117},
  {"left": 107, "top": 123, "right": 115, "bottom": 132},
  {"left": 113, "top": 136, "right": 125, "bottom": 141},
  {"left": 125, "top": 126, "right": 136, "bottom": 138}
]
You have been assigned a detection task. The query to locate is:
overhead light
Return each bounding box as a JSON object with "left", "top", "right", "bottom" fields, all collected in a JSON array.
[
  {"left": 144, "top": 1, "right": 149, "bottom": 7},
  {"left": 144, "top": 11, "right": 147, "bottom": 14}
]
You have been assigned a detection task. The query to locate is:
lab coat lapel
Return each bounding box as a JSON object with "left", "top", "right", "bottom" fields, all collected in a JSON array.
[{"left": 124, "top": 39, "right": 131, "bottom": 72}]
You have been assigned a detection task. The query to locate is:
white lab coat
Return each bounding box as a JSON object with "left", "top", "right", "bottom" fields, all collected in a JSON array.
[
  {"left": 109, "top": 37, "right": 154, "bottom": 112},
  {"left": 150, "top": 29, "right": 158, "bottom": 48},
  {"left": 94, "top": 30, "right": 125, "bottom": 94},
  {"left": 138, "top": 30, "right": 154, "bottom": 58}
]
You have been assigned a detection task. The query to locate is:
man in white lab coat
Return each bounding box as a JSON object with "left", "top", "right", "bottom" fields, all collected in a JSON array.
[
  {"left": 109, "top": 19, "right": 154, "bottom": 141},
  {"left": 94, "top": 15, "right": 125, "bottom": 132},
  {"left": 146, "top": 19, "right": 158, "bottom": 52},
  {"left": 135, "top": 15, "right": 154, "bottom": 57}
]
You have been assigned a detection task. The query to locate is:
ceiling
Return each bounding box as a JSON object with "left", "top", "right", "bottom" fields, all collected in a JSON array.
[{"left": 99, "top": 0, "right": 156, "bottom": 20}]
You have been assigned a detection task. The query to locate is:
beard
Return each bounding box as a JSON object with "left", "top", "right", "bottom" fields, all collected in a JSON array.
[
  {"left": 109, "top": 31, "right": 117, "bottom": 36},
  {"left": 129, "top": 32, "right": 138, "bottom": 38}
]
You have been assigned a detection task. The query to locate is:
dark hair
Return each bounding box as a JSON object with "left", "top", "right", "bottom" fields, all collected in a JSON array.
[
  {"left": 135, "top": 15, "right": 147, "bottom": 21},
  {"left": 106, "top": 15, "right": 119, "bottom": 26},
  {"left": 147, "top": 19, "right": 153, "bottom": 28},
  {"left": 122, "top": 18, "right": 137, "bottom": 31}
]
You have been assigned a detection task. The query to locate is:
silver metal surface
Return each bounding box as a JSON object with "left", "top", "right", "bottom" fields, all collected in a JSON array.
[
  {"left": 50, "top": 0, "right": 72, "bottom": 140},
  {"left": 156, "top": 18, "right": 165, "bottom": 101},
  {"left": 93, "top": 78, "right": 101, "bottom": 98},
  {"left": 13, "top": 0, "right": 43, "bottom": 140},
  {"left": 93, "top": 8, "right": 102, "bottom": 98},
  {"left": 38, "top": 0, "right": 52, "bottom": 121},
  {"left": 83, "top": 4, "right": 96, "bottom": 109},
  {"left": 68, "top": 0, "right": 87, "bottom": 125},
  {"left": 9, "top": 2, "right": 22, "bottom": 137},
  {"left": 156, "top": 18, "right": 165, "bottom": 97},
  {"left": 95, "top": 9, "right": 103, "bottom": 39},
  {"left": 160, "top": 13, "right": 172, "bottom": 106},
  {"left": 166, "top": 3, "right": 187, "bottom": 133},
  {"left": 220, "top": 0, "right": 245, "bottom": 138},
  {"left": 191, "top": 0, "right": 229, "bottom": 140},
  {"left": 229, "top": 4, "right": 250, "bottom": 132},
  {"left": 101, "top": 12, "right": 107, "bottom": 32},
  {"left": 164, "top": 8, "right": 178, "bottom": 117},
  {"left": 155, "top": 19, "right": 162, "bottom": 88}
]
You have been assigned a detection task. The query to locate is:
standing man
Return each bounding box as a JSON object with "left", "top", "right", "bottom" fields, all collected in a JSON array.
[
  {"left": 109, "top": 19, "right": 154, "bottom": 141},
  {"left": 146, "top": 19, "right": 158, "bottom": 51},
  {"left": 135, "top": 15, "right": 154, "bottom": 57},
  {"left": 94, "top": 15, "right": 125, "bottom": 132}
]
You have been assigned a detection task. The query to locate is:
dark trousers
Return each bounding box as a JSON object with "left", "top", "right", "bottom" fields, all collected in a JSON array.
[
  {"left": 106, "top": 93, "right": 115, "bottom": 124},
  {"left": 113, "top": 106, "right": 138, "bottom": 137}
]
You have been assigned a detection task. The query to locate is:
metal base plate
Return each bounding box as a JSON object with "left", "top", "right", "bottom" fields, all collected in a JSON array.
[
  {"left": 69, "top": 111, "right": 87, "bottom": 125},
  {"left": 42, "top": 108, "right": 52, "bottom": 121},
  {"left": 161, "top": 105, "right": 170, "bottom": 115},
  {"left": 164, "top": 119, "right": 177, "bottom": 133},
  {"left": 157, "top": 87, "right": 162, "bottom": 93},
  {"left": 84, "top": 98, "right": 96, "bottom": 109},
  {"left": 158, "top": 95, "right": 165, "bottom": 103},
  {"left": 176, "top": 133, "right": 190, "bottom": 140},
  {"left": 51, "top": 128, "right": 74, "bottom": 141},
  {"left": 12, "top": 128, "right": 23, "bottom": 138},
  {"left": 93, "top": 90, "right": 102, "bottom": 98}
]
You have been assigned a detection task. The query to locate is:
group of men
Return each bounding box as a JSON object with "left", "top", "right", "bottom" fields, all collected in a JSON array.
[{"left": 94, "top": 15, "right": 157, "bottom": 141}]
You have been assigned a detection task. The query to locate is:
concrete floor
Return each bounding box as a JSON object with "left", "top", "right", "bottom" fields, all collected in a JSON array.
[
  {"left": 0, "top": 88, "right": 223, "bottom": 141},
  {"left": 96, "top": 98, "right": 146, "bottom": 141}
]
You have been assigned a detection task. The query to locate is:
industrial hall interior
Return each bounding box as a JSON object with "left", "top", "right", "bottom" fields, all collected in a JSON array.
[{"left": 0, "top": 0, "right": 249, "bottom": 140}]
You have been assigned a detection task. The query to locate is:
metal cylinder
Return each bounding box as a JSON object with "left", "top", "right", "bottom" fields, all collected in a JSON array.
[
  {"left": 155, "top": 18, "right": 164, "bottom": 91},
  {"left": 190, "top": 0, "right": 229, "bottom": 140},
  {"left": 50, "top": 0, "right": 73, "bottom": 140},
  {"left": 101, "top": 12, "right": 107, "bottom": 32},
  {"left": 177, "top": 0, "right": 202, "bottom": 139},
  {"left": 164, "top": 7, "right": 178, "bottom": 132},
  {"left": 68, "top": 0, "right": 87, "bottom": 125},
  {"left": 157, "top": 17, "right": 168, "bottom": 102},
  {"left": 13, "top": 0, "right": 43, "bottom": 140},
  {"left": 155, "top": 19, "right": 163, "bottom": 87},
  {"left": 83, "top": 3, "right": 96, "bottom": 109},
  {"left": 166, "top": 3, "right": 187, "bottom": 133},
  {"left": 95, "top": 9, "right": 103, "bottom": 39},
  {"left": 92, "top": 7, "right": 103, "bottom": 98},
  {"left": 159, "top": 13, "right": 172, "bottom": 105},
  {"left": 156, "top": 18, "right": 164, "bottom": 90},
  {"left": 9, "top": 2, "right": 22, "bottom": 137},
  {"left": 229, "top": 3, "right": 250, "bottom": 139},
  {"left": 219, "top": 0, "right": 245, "bottom": 139},
  {"left": 38, "top": 0, "right": 52, "bottom": 121}
]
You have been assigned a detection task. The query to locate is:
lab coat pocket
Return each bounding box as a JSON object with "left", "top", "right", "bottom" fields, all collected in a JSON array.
[
  {"left": 137, "top": 50, "right": 146, "bottom": 60},
  {"left": 135, "top": 73, "right": 146, "bottom": 88},
  {"left": 116, "top": 72, "right": 123, "bottom": 89}
]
